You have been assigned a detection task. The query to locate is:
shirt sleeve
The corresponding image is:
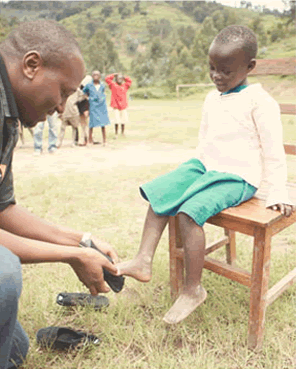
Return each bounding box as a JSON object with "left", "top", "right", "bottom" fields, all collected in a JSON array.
[
  {"left": 0, "top": 164, "right": 16, "bottom": 212},
  {"left": 124, "top": 76, "right": 132, "bottom": 90},
  {"left": 105, "top": 74, "right": 114, "bottom": 88},
  {"left": 252, "top": 96, "right": 293, "bottom": 207},
  {"left": 83, "top": 84, "right": 90, "bottom": 96}
]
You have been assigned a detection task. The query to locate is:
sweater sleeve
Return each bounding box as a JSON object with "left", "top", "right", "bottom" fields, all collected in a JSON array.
[
  {"left": 252, "top": 96, "right": 293, "bottom": 207},
  {"left": 105, "top": 74, "right": 114, "bottom": 88},
  {"left": 195, "top": 96, "right": 209, "bottom": 161},
  {"left": 124, "top": 76, "right": 132, "bottom": 90}
]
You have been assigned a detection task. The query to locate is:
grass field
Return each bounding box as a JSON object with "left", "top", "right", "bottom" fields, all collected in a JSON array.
[{"left": 15, "top": 89, "right": 296, "bottom": 369}]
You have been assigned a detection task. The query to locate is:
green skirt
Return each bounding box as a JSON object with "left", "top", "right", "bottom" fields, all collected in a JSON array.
[{"left": 140, "top": 158, "right": 257, "bottom": 226}]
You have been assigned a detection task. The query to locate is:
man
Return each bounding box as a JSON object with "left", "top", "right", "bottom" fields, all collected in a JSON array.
[
  {"left": 0, "top": 20, "right": 118, "bottom": 369},
  {"left": 33, "top": 112, "right": 58, "bottom": 155}
]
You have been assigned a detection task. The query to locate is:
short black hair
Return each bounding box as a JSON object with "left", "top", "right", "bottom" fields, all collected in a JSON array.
[
  {"left": 0, "top": 20, "right": 82, "bottom": 69},
  {"left": 213, "top": 25, "right": 258, "bottom": 60}
]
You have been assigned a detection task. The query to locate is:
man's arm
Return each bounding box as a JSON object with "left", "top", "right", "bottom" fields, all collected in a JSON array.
[
  {"left": 0, "top": 228, "right": 118, "bottom": 295},
  {"left": 0, "top": 204, "right": 82, "bottom": 246},
  {"left": 0, "top": 204, "right": 118, "bottom": 261}
]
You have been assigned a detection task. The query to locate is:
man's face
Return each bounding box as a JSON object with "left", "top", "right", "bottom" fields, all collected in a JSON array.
[
  {"left": 16, "top": 54, "right": 85, "bottom": 127},
  {"left": 208, "top": 42, "right": 253, "bottom": 93},
  {"left": 92, "top": 72, "right": 101, "bottom": 83}
]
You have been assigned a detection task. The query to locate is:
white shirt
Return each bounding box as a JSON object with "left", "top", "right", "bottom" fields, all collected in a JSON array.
[{"left": 196, "top": 83, "right": 293, "bottom": 207}]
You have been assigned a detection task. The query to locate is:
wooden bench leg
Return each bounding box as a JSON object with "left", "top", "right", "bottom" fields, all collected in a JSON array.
[
  {"left": 225, "top": 229, "right": 236, "bottom": 265},
  {"left": 248, "top": 227, "right": 271, "bottom": 349},
  {"left": 169, "top": 216, "right": 184, "bottom": 299}
]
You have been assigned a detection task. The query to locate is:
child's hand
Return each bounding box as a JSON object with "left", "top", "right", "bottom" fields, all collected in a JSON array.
[{"left": 269, "top": 203, "right": 296, "bottom": 217}]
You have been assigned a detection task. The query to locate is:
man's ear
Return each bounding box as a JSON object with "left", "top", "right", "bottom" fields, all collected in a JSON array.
[
  {"left": 22, "top": 51, "right": 43, "bottom": 80},
  {"left": 247, "top": 58, "right": 256, "bottom": 73}
]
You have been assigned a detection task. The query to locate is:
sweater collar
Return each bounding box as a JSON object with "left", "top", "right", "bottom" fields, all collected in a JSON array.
[{"left": 222, "top": 84, "right": 248, "bottom": 96}]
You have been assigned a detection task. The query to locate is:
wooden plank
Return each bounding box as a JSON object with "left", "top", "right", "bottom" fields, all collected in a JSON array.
[
  {"left": 205, "top": 236, "right": 229, "bottom": 255},
  {"left": 208, "top": 198, "right": 282, "bottom": 229},
  {"left": 266, "top": 268, "right": 296, "bottom": 307},
  {"left": 249, "top": 58, "right": 296, "bottom": 76},
  {"left": 280, "top": 104, "right": 296, "bottom": 115},
  {"left": 204, "top": 257, "right": 251, "bottom": 287},
  {"left": 248, "top": 227, "right": 272, "bottom": 350},
  {"left": 284, "top": 144, "right": 296, "bottom": 156},
  {"left": 225, "top": 229, "right": 236, "bottom": 265}
]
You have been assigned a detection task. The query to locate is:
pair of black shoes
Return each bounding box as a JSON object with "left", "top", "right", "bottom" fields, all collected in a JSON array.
[{"left": 79, "top": 238, "right": 125, "bottom": 293}]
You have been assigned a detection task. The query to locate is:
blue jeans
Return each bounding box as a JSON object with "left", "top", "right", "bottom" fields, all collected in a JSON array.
[
  {"left": 0, "top": 246, "right": 29, "bottom": 369},
  {"left": 33, "top": 113, "right": 58, "bottom": 153}
]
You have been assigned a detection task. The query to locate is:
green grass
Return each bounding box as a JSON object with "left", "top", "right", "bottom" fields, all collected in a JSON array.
[{"left": 16, "top": 94, "right": 296, "bottom": 369}]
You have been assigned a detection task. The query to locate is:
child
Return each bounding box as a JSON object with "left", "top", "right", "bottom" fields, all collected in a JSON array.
[
  {"left": 116, "top": 25, "right": 296, "bottom": 325},
  {"left": 105, "top": 73, "right": 132, "bottom": 136},
  {"left": 83, "top": 71, "right": 110, "bottom": 145}
]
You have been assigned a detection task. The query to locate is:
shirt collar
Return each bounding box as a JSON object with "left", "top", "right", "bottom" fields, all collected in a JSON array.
[
  {"left": 222, "top": 84, "right": 248, "bottom": 95},
  {"left": 0, "top": 54, "right": 19, "bottom": 119}
]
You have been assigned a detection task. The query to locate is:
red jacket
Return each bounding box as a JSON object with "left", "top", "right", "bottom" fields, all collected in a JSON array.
[{"left": 105, "top": 74, "right": 132, "bottom": 110}]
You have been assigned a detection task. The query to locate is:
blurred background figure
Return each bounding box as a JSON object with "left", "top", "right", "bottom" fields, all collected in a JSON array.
[
  {"left": 83, "top": 71, "right": 110, "bottom": 146},
  {"left": 57, "top": 88, "right": 87, "bottom": 148},
  {"left": 76, "top": 75, "right": 92, "bottom": 146},
  {"left": 33, "top": 112, "right": 58, "bottom": 155},
  {"left": 105, "top": 73, "right": 132, "bottom": 137}
]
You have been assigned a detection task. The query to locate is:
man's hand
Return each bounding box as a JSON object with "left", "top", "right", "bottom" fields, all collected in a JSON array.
[
  {"left": 69, "top": 248, "right": 118, "bottom": 295},
  {"left": 269, "top": 203, "right": 296, "bottom": 217},
  {"left": 91, "top": 236, "right": 119, "bottom": 263}
]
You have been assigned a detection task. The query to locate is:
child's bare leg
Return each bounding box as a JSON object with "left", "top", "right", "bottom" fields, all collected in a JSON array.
[
  {"left": 117, "top": 205, "right": 168, "bottom": 282},
  {"left": 163, "top": 212, "right": 207, "bottom": 324},
  {"left": 101, "top": 126, "right": 107, "bottom": 145},
  {"left": 89, "top": 127, "right": 93, "bottom": 144},
  {"left": 115, "top": 124, "right": 119, "bottom": 135},
  {"left": 121, "top": 124, "right": 125, "bottom": 135}
]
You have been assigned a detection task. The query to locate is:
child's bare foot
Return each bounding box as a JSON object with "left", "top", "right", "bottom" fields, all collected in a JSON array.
[
  {"left": 116, "top": 257, "right": 152, "bottom": 282},
  {"left": 163, "top": 285, "right": 207, "bottom": 324}
]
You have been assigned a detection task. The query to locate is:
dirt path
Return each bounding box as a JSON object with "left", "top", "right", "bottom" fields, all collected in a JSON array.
[{"left": 13, "top": 139, "right": 196, "bottom": 177}]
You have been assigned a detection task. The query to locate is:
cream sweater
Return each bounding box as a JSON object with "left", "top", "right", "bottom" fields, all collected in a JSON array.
[{"left": 196, "top": 83, "right": 293, "bottom": 207}]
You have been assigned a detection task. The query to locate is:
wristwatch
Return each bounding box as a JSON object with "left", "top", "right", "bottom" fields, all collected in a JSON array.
[{"left": 79, "top": 232, "right": 92, "bottom": 247}]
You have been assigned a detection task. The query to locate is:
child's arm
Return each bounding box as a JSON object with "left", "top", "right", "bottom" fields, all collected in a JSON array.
[
  {"left": 105, "top": 74, "right": 115, "bottom": 88},
  {"left": 253, "top": 96, "right": 295, "bottom": 215},
  {"left": 124, "top": 76, "right": 132, "bottom": 89}
]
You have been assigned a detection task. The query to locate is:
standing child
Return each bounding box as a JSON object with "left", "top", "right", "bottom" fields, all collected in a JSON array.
[
  {"left": 116, "top": 25, "right": 296, "bottom": 324},
  {"left": 105, "top": 73, "right": 132, "bottom": 136},
  {"left": 83, "top": 71, "right": 110, "bottom": 145}
]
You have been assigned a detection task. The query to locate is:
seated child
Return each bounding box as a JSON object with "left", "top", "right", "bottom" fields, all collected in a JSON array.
[{"left": 116, "top": 25, "right": 296, "bottom": 325}]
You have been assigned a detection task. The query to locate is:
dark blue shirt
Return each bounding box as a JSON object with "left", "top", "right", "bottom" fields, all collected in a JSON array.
[{"left": 0, "top": 55, "right": 19, "bottom": 211}]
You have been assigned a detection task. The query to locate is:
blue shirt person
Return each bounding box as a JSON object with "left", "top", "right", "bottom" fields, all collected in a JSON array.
[{"left": 83, "top": 71, "right": 110, "bottom": 145}]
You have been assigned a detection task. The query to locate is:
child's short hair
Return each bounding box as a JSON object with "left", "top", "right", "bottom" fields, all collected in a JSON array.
[{"left": 213, "top": 25, "right": 258, "bottom": 60}]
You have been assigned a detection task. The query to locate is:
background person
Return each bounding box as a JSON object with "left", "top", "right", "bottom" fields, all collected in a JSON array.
[
  {"left": 33, "top": 112, "right": 58, "bottom": 155},
  {"left": 83, "top": 71, "right": 110, "bottom": 146},
  {"left": 105, "top": 73, "right": 132, "bottom": 136}
]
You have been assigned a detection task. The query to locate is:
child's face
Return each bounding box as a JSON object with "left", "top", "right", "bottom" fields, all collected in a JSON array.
[
  {"left": 92, "top": 72, "right": 101, "bottom": 83},
  {"left": 116, "top": 74, "right": 124, "bottom": 84},
  {"left": 208, "top": 42, "right": 255, "bottom": 93}
]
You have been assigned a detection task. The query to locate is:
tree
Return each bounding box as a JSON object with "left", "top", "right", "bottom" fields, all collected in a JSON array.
[
  {"left": 178, "top": 26, "right": 196, "bottom": 48},
  {"left": 101, "top": 5, "right": 113, "bottom": 18},
  {"left": 86, "top": 29, "right": 121, "bottom": 73}
]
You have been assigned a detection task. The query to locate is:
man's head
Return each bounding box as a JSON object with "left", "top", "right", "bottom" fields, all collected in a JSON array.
[
  {"left": 0, "top": 20, "right": 85, "bottom": 127},
  {"left": 92, "top": 70, "right": 101, "bottom": 83},
  {"left": 115, "top": 73, "right": 124, "bottom": 85},
  {"left": 208, "top": 25, "right": 257, "bottom": 93}
]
